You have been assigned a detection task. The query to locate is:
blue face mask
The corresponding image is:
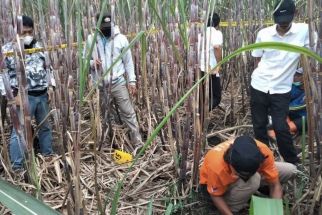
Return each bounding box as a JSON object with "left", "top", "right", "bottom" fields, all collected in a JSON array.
[{"left": 293, "top": 82, "right": 303, "bottom": 87}]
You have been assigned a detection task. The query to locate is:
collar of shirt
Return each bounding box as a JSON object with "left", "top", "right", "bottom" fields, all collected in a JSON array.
[
  {"left": 101, "top": 36, "right": 108, "bottom": 46},
  {"left": 271, "top": 23, "right": 298, "bottom": 38}
]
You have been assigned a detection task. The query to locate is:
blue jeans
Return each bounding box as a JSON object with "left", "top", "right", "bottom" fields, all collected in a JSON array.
[{"left": 10, "top": 93, "right": 53, "bottom": 169}]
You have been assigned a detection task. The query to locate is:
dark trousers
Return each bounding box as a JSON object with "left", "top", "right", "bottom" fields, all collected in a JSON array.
[
  {"left": 250, "top": 87, "right": 299, "bottom": 164},
  {"left": 200, "top": 72, "right": 222, "bottom": 111},
  {"left": 209, "top": 75, "right": 222, "bottom": 110}
]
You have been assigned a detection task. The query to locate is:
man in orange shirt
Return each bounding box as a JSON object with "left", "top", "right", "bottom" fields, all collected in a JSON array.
[{"left": 199, "top": 135, "right": 297, "bottom": 214}]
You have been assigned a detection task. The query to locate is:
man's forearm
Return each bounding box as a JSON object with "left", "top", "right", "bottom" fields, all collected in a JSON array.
[
  {"left": 211, "top": 195, "right": 233, "bottom": 215},
  {"left": 214, "top": 47, "right": 222, "bottom": 65},
  {"left": 269, "top": 181, "right": 283, "bottom": 199},
  {"left": 254, "top": 57, "right": 261, "bottom": 67}
]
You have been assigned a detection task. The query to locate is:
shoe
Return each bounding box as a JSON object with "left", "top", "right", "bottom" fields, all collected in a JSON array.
[
  {"left": 131, "top": 131, "right": 144, "bottom": 156},
  {"left": 43, "top": 153, "right": 58, "bottom": 163},
  {"left": 133, "top": 144, "right": 144, "bottom": 157},
  {"left": 130, "top": 130, "right": 142, "bottom": 145}
]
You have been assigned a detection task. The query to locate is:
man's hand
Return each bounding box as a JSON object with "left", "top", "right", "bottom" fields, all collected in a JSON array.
[
  {"left": 269, "top": 180, "right": 283, "bottom": 199},
  {"left": 14, "top": 94, "right": 21, "bottom": 106},
  {"left": 254, "top": 57, "right": 261, "bottom": 67},
  {"left": 211, "top": 195, "right": 233, "bottom": 215},
  {"left": 95, "top": 59, "right": 102, "bottom": 67},
  {"left": 128, "top": 82, "right": 137, "bottom": 97},
  {"left": 211, "top": 66, "right": 221, "bottom": 75},
  {"left": 47, "top": 86, "right": 55, "bottom": 103}
]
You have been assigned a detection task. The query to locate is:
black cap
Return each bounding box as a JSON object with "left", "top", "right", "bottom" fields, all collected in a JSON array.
[
  {"left": 22, "top": 15, "right": 34, "bottom": 29},
  {"left": 230, "top": 136, "right": 265, "bottom": 175},
  {"left": 273, "top": 0, "right": 296, "bottom": 24},
  {"left": 96, "top": 13, "right": 112, "bottom": 27}
]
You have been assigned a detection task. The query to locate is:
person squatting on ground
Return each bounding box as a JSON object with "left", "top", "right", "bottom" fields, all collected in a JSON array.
[
  {"left": 199, "top": 135, "right": 297, "bottom": 214},
  {"left": 288, "top": 69, "right": 307, "bottom": 134},
  {"left": 198, "top": 12, "right": 223, "bottom": 111},
  {"left": 0, "top": 15, "right": 55, "bottom": 170},
  {"left": 85, "top": 13, "right": 142, "bottom": 151},
  {"left": 268, "top": 68, "right": 307, "bottom": 140},
  {"left": 250, "top": 0, "right": 316, "bottom": 164}
]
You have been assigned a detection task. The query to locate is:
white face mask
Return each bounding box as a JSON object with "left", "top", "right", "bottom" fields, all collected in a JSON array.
[{"left": 23, "top": 35, "right": 34, "bottom": 46}]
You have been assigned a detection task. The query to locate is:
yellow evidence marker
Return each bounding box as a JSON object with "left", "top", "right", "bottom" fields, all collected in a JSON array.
[{"left": 113, "top": 150, "right": 133, "bottom": 164}]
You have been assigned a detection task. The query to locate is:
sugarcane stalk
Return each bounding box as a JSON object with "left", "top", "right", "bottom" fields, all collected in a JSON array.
[
  {"left": 89, "top": 94, "right": 104, "bottom": 214},
  {"left": 14, "top": 13, "right": 41, "bottom": 197},
  {"left": 302, "top": 55, "right": 316, "bottom": 177}
]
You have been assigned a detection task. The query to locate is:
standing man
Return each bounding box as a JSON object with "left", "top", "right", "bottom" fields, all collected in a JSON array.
[
  {"left": 199, "top": 12, "right": 223, "bottom": 111},
  {"left": 199, "top": 135, "right": 296, "bottom": 214},
  {"left": 250, "top": 0, "right": 313, "bottom": 164},
  {"left": 85, "top": 13, "right": 142, "bottom": 151},
  {"left": 0, "top": 15, "right": 55, "bottom": 170}
]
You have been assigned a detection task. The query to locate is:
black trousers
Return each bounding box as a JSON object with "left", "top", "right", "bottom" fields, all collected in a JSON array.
[
  {"left": 200, "top": 72, "right": 222, "bottom": 111},
  {"left": 250, "top": 87, "right": 299, "bottom": 164}
]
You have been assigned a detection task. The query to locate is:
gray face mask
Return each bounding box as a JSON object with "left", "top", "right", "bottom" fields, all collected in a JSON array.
[{"left": 23, "top": 35, "right": 34, "bottom": 46}]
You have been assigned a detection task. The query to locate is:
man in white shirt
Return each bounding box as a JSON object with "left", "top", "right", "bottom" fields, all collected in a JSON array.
[
  {"left": 251, "top": 0, "right": 311, "bottom": 164},
  {"left": 199, "top": 12, "right": 223, "bottom": 111}
]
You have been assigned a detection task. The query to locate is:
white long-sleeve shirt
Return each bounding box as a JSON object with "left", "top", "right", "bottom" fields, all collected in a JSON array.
[{"left": 85, "top": 26, "right": 136, "bottom": 85}]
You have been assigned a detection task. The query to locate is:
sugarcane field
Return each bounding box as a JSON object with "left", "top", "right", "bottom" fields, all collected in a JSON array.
[{"left": 1, "top": 0, "right": 322, "bottom": 214}]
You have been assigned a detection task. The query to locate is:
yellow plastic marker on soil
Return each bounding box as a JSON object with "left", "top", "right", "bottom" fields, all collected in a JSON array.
[{"left": 113, "top": 149, "right": 133, "bottom": 164}]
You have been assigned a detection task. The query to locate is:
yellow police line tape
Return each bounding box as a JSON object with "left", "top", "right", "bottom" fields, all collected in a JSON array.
[
  {"left": 2, "top": 43, "right": 80, "bottom": 57},
  {"left": 219, "top": 20, "right": 275, "bottom": 27},
  {"left": 1, "top": 19, "right": 316, "bottom": 56}
]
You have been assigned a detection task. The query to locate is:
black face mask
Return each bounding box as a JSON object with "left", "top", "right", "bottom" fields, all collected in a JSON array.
[
  {"left": 100, "top": 27, "right": 111, "bottom": 38},
  {"left": 239, "top": 175, "right": 251, "bottom": 182}
]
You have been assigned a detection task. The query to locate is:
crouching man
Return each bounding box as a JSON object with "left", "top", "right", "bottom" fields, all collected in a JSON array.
[{"left": 199, "top": 135, "right": 297, "bottom": 214}]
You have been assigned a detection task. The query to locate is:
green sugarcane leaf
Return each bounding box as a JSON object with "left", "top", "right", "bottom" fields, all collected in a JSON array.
[
  {"left": 0, "top": 179, "right": 61, "bottom": 215},
  {"left": 147, "top": 199, "right": 153, "bottom": 215},
  {"left": 165, "top": 203, "right": 173, "bottom": 215},
  {"left": 249, "top": 195, "right": 283, "bottom": 215},
  {"left": 109, "top": 42, "right": 321, "bottom": 214}
]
